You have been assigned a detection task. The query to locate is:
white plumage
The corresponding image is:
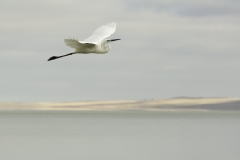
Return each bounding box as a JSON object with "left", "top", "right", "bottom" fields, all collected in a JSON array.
[
  {"left": 48, "top": 22, "right": 120, "bottom": 61},
  {"left": 84, "top": 22, "right": 116, "bottom": 44}
]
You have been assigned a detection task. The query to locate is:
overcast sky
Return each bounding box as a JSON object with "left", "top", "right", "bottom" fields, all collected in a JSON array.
[{"left": 0, "top": 0, "right": 240, "bottom": 102}]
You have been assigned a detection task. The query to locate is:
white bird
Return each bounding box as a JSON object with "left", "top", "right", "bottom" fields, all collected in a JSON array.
[{"left": 48, "top": 22, "right": 120, "bottom": 61}]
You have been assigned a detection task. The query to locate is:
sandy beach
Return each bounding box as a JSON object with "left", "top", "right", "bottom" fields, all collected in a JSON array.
[{"left": 1, "top": 97, "right": 240, "bottom": 111}]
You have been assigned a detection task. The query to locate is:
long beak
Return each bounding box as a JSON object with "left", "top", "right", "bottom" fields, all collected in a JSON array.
[{"left": 108, "top": 39, "right": 121, "bottom": 42}]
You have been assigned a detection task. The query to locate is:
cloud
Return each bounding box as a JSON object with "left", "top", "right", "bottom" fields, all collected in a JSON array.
[
  {"left": 0, "top": 0, "right": 240, "bottom": 101},
  {"left": 123, "top": 0, "right": 240, "bottom": 17}
]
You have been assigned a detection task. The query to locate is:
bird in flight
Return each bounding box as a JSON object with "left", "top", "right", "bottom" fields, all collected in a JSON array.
[{"left": 48, "top": 22, "right": 120, "bottom": 61}]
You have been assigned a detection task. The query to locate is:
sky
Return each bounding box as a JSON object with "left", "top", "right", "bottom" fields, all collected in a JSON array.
[{"left": 0, "top": 0, "right": 240, "bottom": 102}]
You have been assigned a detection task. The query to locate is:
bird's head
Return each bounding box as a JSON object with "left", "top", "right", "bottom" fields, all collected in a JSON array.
[{"left": 101, "top": 39, "right": 120, "bottom": 52}]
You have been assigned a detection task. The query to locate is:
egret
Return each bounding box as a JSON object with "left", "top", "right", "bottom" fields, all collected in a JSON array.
[{"left": 48, "top": 22, "right": 120, "bottom": 61}]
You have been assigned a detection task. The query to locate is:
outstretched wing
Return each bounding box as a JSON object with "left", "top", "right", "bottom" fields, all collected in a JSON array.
[
  {"left": 64, "top": 38, "right": 96, "bottom": 52},
  {"left": 64, "top": 38, "right": 83, "bottom": 49},
  {"left": 84, "top": 22, "right": 116, "bottom": 44}
]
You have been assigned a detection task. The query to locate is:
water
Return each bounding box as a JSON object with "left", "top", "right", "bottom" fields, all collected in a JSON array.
[{"left": 0, "top": 110, "right": 240, "bottom": 160}]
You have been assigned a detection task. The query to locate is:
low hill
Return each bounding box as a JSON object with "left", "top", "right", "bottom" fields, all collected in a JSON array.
[{"left": 1, "top": 98, "right": 240, "bottom": 111}]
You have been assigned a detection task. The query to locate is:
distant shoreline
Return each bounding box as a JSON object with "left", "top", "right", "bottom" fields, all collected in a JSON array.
[{"left": 0, "top": 98, "right": 240, "bottom": 111}]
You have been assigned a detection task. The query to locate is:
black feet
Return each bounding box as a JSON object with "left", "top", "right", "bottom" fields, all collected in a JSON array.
[{"left": 48, "top": 56, "right": 58, "bottom": 61}]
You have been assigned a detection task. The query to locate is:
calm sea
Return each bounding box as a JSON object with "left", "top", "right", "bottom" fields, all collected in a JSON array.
[{"left": 0, "top": 110, "right": 240, "bottom": 160}]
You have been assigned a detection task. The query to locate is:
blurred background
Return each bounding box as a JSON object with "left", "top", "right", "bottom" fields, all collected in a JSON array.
[{"left": 0, "top": 0, "right": 240, "bottom": 101}]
